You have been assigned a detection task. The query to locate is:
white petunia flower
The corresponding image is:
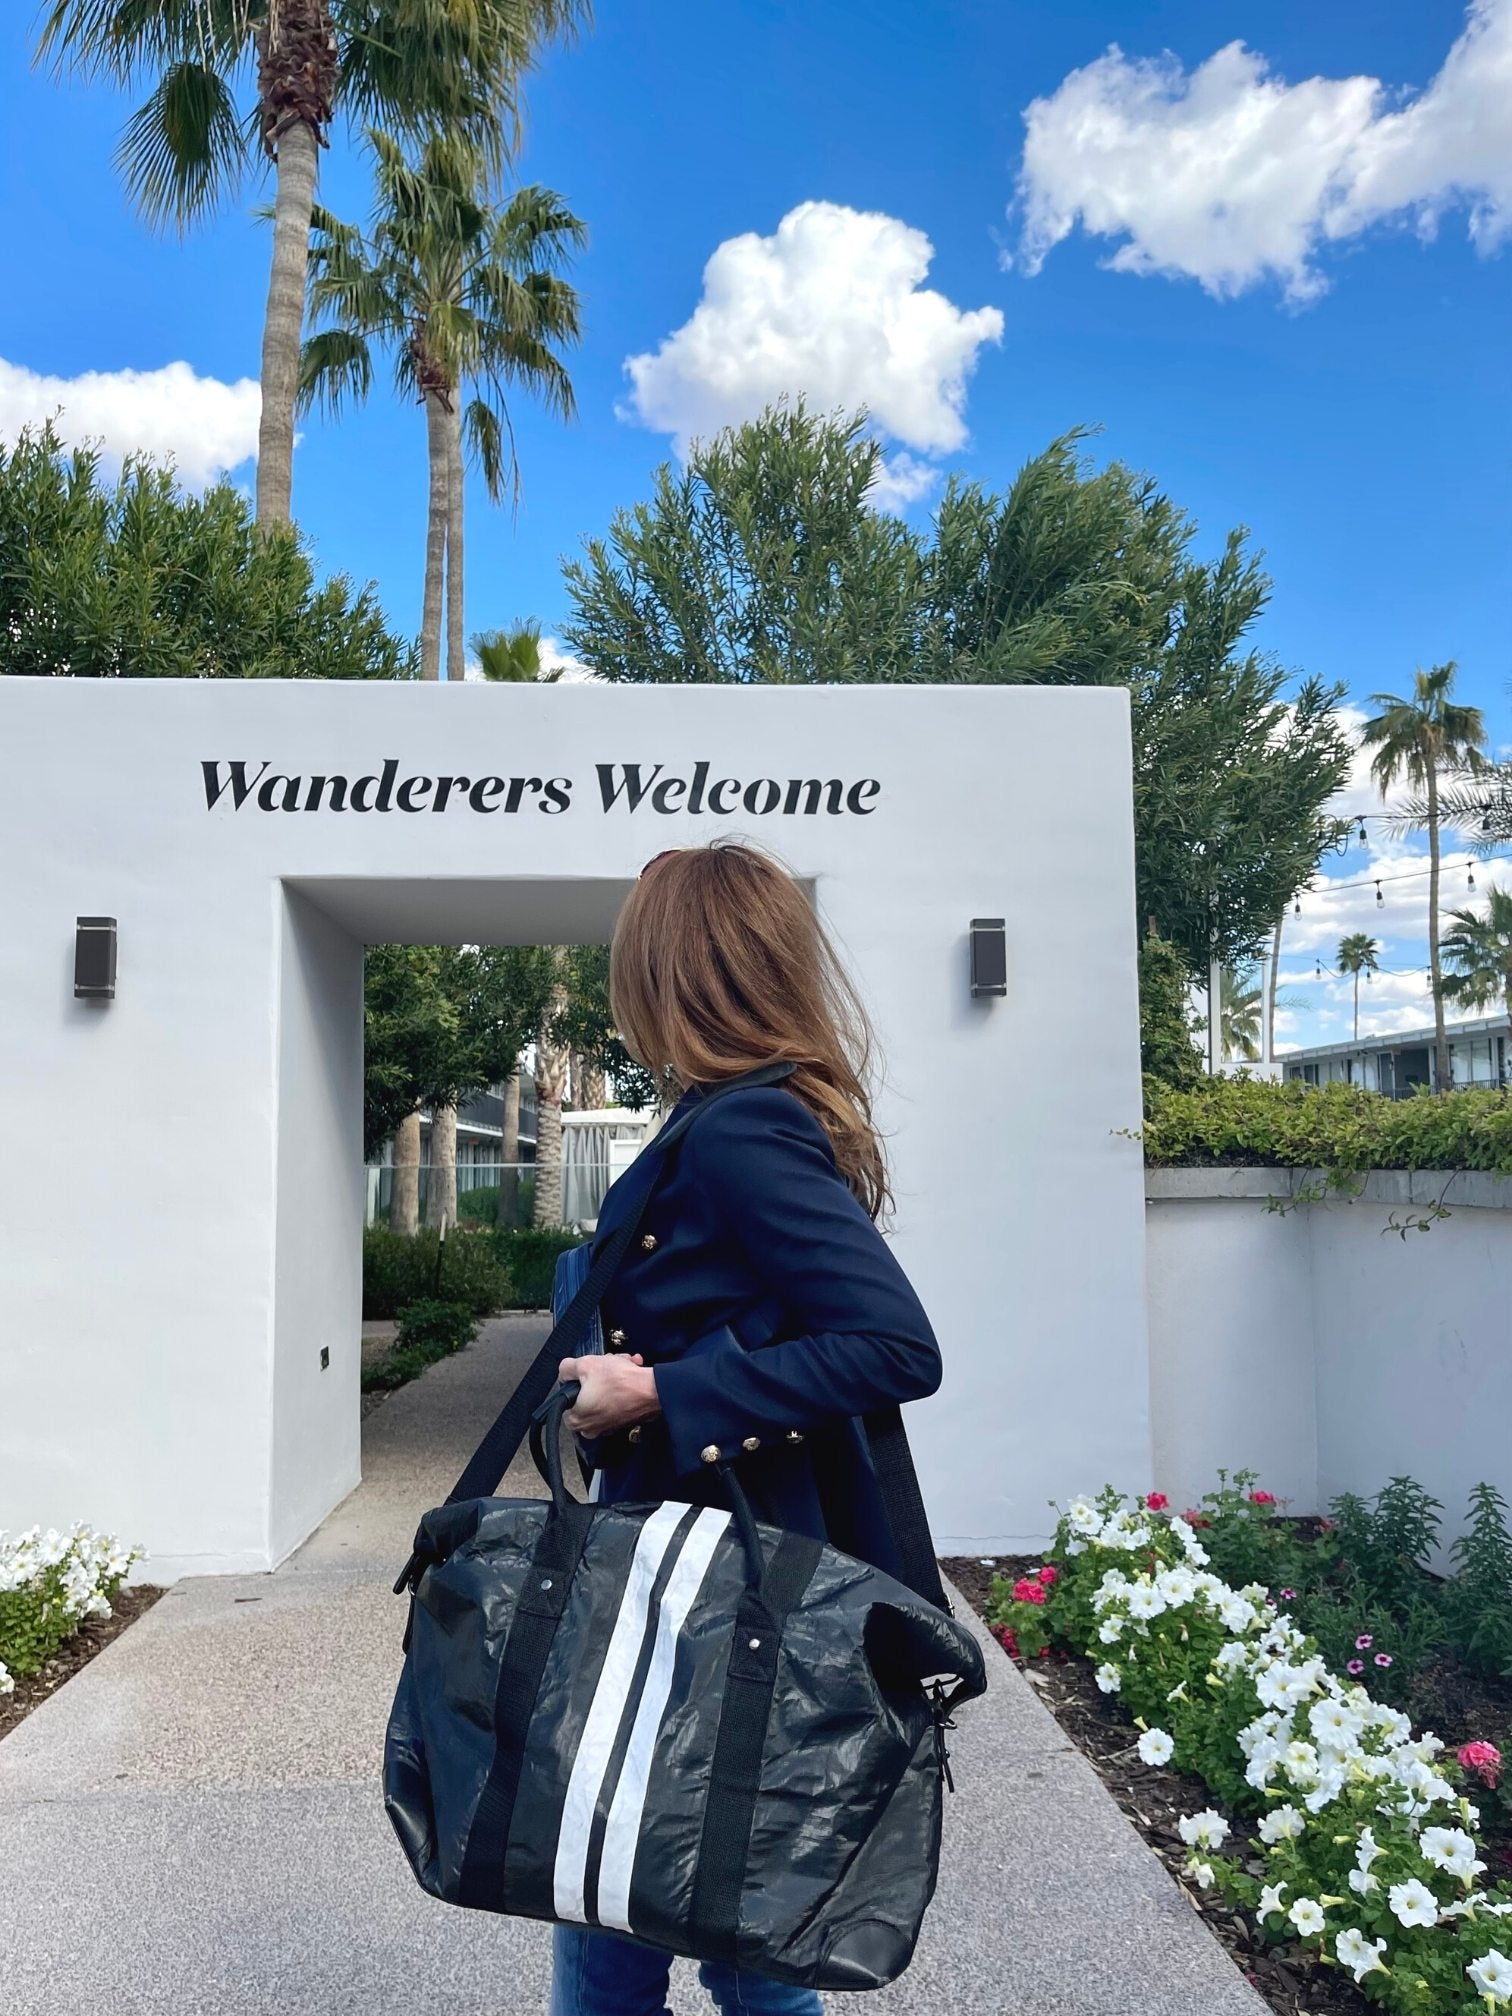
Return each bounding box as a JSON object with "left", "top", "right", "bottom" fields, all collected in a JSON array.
[
  {"left": 1421, "top": 1826, "right": 1484, "bottom": 1884},
  {"left": 1468, "top": 1950, "right": 1512, "bottom": 2004},
  {"left": 1309, "top": 1698, "right": 1364, "bottom": 1746},
  {"left": 1334, "top": 1928, "right": 1387, "bottom": 1982},
  {"left": 1258, "top": 1805, "right": 1305, "bottom": 1844},
  {"left": 1255, "top": 1663, "right": 1312, "bottom": 1711},
  {"left": 1127, "top": 1585, "right": 1167, "bottom": 1622},
  {"left": 1388, "top": 1878, "right": 1440, "bottom": 1928},
  {"left": 1094, "top": 1663, "right": 1120, "bottom": 1695},
  {"left": 1137, "top": 1728, "right": 1175, "bottom": 1766},
  {"left": 1258, "top": 1881, "right": 1288, "bottom": 1922},
  {"left": 1288, "top": 1896, "right": 1326, "bottom": 1938},
  {"left": 1097, "top": 1618, "right": 1123, "bottom": 1645},
  {"left": 1177, "top": 1809, "right": 1229, "bottom": 1852}
]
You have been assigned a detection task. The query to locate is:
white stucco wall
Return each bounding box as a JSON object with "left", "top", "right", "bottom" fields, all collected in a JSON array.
[
  {"left": 0, "top": 678, "right": 1150, "bottom": 1575},
  {"left": 1145, "top": 1170, "right": 1512, "bottom": 1546}
]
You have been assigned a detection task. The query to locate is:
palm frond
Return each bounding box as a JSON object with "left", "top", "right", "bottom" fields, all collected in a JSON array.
[
  {"left": 37, "top": 0, "right": 251, "bottom": 84},
  {"left": 298, "top": 327, "right": 374, "bottom": 418},
  {"left": 115, "top": 59, "right": 249, "bottom": 228},
  {"left": 464, "top": 396, "right": 517, "bottom": 508}
]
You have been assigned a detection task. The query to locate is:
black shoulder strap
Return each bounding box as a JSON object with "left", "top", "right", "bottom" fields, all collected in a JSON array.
[
  {"left": 428, "top": 1061, "right": 799, "bottom": 1518},
  {"left": 864, "top": 1406, "right": 950, "bottom": 1612}
]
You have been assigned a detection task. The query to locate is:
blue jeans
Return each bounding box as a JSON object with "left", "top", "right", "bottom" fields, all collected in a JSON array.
[{"left": 549, "top": 1924, "right": 823, "bottom": 2016}]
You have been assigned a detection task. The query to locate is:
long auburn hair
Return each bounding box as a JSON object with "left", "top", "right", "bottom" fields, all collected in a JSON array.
[{"left": 610, "top": 840, "right": 890, "bottom": 1219}]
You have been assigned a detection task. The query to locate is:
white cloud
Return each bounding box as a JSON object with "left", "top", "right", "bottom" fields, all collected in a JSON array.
[
  {"left": 0, "top": 357, "right": 260, "bottom": 486},
  {"left": 539, "top": 636, "right": 597, "bottom": 683},
  {"left": 620, "top": 200, "right": 1003, "bottom": 502},
  {"left": 1012, "top": 0, "right": 1512, "bottom": 301}
]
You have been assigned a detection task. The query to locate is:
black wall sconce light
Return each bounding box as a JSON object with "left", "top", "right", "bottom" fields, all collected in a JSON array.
[
  {"left": 969, "top": 917, "right": 1007, "bottom": 999},
  {"left": 74, "top": 917, "right": 117, "bottom": 999}
]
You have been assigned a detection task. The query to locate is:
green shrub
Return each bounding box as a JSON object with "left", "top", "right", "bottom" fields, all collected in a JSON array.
[
  {"left": 1143, "top": 1074, "right": 1512, "bottom": 1173},
  {"left": 1139, "top": 931, "right": 1205, "bottom": 1088},
  {"left": 362, "top": 1227, "right": 510, "bottom": 1319},
  {"left": 455, "top": 1177, "right": 540, "bottom": 1233},
  {"left": 487, "top": 1226, "right": 583, "bottom": 1308},
  {"left": 1443, "top": 1483, "right": 1512, "bottom": 1679},
  {"left": 362, "top": 1298, "right": 478, "bottom": 1392},
  {"left": 396, "top": 1298, "right": 478, "bottom": 1354}
]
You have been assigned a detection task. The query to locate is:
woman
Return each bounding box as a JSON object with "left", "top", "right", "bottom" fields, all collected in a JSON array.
[{"left": 548, "top": 839, "right": 943, "bottom": 2016}]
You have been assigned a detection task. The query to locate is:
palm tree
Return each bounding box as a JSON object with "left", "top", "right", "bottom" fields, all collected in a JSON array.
[
  {"left": 1336, "top": 933, "right": 1381, "bottom": 1041},
  {"left": 1441, "top": 887, "right": 1512, "bottom": 1029},
  {"left": 1361, "top": 664, "right": 1487, "bottom": 1091},
  {"left": 301, "top": 132, "right": 584, "bottom": 677},
  {"left": 474, "top": 620, "right": 560, "bottom": 683},
  {"left": 37, "top": 0, "right": 586, "bottom": 530},
  {"left": 1219, "top": 966, "right": 1262, "bottom": 1062}
]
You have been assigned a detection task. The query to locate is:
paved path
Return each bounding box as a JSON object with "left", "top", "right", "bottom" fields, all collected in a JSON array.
[{"left": 0, "top": 1318, "right": 1265, "bottom": 2015}]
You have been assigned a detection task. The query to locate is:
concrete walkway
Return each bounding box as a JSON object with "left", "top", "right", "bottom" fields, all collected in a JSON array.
[{"left": 0, "top": 1318, "right": 1265, "bottom": 2015}]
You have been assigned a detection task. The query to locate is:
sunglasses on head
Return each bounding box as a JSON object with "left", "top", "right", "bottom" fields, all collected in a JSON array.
[{"left": 639, "top": 849, "right": 679, "bottom": 879}]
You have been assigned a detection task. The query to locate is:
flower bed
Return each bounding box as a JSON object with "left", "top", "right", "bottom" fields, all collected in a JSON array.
[
  {"left": 974, "top": 1484, "right": 1512, "bottom": 2016},
  {"left": 0, "top": 1522, "right": 144, "bottom": 1700}
]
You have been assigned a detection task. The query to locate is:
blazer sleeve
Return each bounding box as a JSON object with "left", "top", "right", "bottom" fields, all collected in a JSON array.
[{"left": 650, "top": 1087, "right": 942, "bottom": 1478}]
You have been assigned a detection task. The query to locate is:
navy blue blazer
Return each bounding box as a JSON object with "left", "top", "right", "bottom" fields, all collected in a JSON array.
[{"left": 580, "top": 1082, "right": 942, "bottom": 1582}]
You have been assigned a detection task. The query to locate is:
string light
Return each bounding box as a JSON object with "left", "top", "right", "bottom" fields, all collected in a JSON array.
[
  {"left": 1296, "top": 849, "right": 1512, "bottom": 901},
  {"left": 1469, "top": 864, "right": 1477, "bottom": 890},
  {"left": 1376, "top": 881, "right": 1384, "bottom": 906}
]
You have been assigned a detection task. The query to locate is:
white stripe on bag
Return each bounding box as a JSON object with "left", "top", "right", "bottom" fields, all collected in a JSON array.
[
  {"left": 553, "top": 1501, "right": 689, "bottom": 1923},
  {"left": 595, "top": 1506, "right": 732, "bottom": 1934}
]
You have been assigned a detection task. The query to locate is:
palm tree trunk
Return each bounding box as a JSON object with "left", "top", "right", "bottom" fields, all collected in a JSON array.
[
  {"left": 497, "top": 1068, "right": 521, "bottom": 1227},
  {"left": 1428, "top": 764, "right": 1449, "bottom": 1090},
  {"left": 252, "top": 0, "right": 337, "bottom": 528},
  {"left": 446, "top": 401, "right": 466, "bottom": 684},
  {"left": 575, "top": 1057, "right": 607, "bottom": 1109},
  {"left": 427, "top": 1102, "right": 458, "bottom": 1229},
  {"left": 391, "top": 1109, "right": 421, "bottom": 1236},
  {"left": 533, "top": 974, "right": 570, "bottom": 1227},
  {"left": 1354, "top": 971, "right": 1360, "bottom": 1043},
  {"left": 421, "top": 393, "right": 450, "bottom": 681},
  {"left": 1265, "top": 917, "right": 1282, "bottom": 1070},
  {"left": 255, "top": 118, "right": 320, "bottom": 528}
]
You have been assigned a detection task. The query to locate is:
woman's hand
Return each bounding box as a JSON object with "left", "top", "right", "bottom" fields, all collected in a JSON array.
[{"left": 560, "top": 1353, "right": 662, "bottom": 1438}]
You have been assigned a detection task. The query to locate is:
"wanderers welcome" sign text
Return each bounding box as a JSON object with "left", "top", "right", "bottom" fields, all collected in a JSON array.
[{"left": 202, "top": 759, "right": 881, "bottom": 819}]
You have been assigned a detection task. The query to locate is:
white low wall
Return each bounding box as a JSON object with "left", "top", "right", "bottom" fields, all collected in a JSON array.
[{"left": 1147, "top": 1168, "right": 1512, "bottom": 1549}]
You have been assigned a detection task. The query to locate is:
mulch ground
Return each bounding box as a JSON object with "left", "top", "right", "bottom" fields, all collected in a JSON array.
[
  {"left": 943, "top": 1555, "right": 1371, "bottom": 2016},
  {"left": 0, "top": 1582, "right": 167, "bottom": 1745}
]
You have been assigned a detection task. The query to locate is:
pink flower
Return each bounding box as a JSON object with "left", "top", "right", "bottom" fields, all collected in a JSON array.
[
  {"left": 1279, "top": 1588, "right": 1297, "bottom": 1601},
  {"left": 1012, "top": 1578, "right": 1048, "bottom": 1607},
  {"left": 1183, "top": 1510, "right": 1212, "bottom": 1529},
  {"left": 1373, "top": 1653, "right": 1393, "bottom": 1669},
  {"left": 1347, "top": 1659, "right": 1365, "bottom": 1676},
  {"left": 1355, "top": 1633, "right": 1374, "bottom": 1650},
  {"left": 1146, "top": 1492, "right": 1170, "bottom": 1512},
  {"left": 991, "top": 1623, "right": 1020, "bottom": 1660},
  {"left": 1458, "top": 1741, "right": 1503, "bottom": 1789},
  {"left": 1037, "top": 1565, "right": 1059, "bottom": 1587},
  {"left": 1249, "top": 1490, "right": 1276, "bottom": 1506}
]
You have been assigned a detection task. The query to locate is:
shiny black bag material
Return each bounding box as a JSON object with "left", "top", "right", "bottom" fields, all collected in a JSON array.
[{"left": 384, "top": 1065, "right": 987, "bottom": 1990}]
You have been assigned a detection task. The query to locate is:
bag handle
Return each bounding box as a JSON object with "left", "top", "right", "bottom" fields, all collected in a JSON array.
[
  {"left": 393, "top": 1061, "right": 796, "bottom": 1594},
  {"left": 531, "top": 1378, "right": 771, "bottom": 1590}
]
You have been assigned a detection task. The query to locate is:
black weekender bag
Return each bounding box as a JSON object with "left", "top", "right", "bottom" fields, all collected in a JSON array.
[{"left": 384, "top": 1067, "right": 987, "bottom": 1992}]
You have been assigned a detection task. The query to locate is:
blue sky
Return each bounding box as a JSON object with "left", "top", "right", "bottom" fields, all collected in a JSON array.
[{"left": 3, "top": 0, "right": 1510, "bottom": 1049}]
